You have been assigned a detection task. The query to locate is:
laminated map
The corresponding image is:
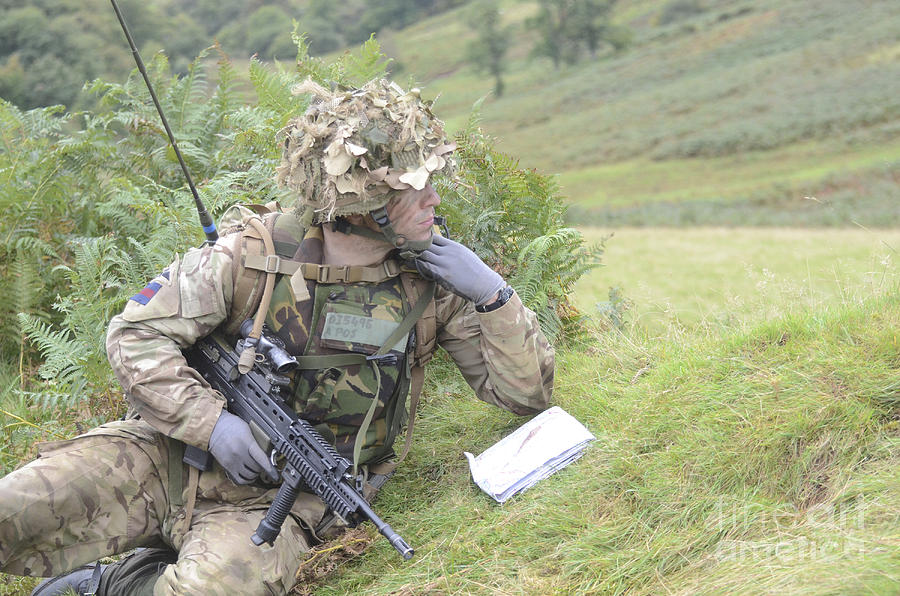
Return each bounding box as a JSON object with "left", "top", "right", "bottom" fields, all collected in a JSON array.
[{"left": 464, "top": 406, "right": 595, "bottom": 503}]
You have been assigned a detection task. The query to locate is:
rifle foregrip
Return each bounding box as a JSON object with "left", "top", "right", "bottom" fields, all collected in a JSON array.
[{"left": 252, "top": 476, "right": 300, "bottom": 546}]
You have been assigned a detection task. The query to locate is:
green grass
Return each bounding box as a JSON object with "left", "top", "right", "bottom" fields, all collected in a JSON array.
[
  {"left": 5, "top": 228, "right": 897, "bottom": 595},
  {"left": 576, "top": 227, "right": 900, "bottom": 335},
  {"left": 557, "top": 140, "right": 900, "bottom": 209},
  {"left": 283, "top": 228, "right": 900, "bottom": 594},
  {"left": 4, "top": 1, "right": 900, "bottom": 593}
]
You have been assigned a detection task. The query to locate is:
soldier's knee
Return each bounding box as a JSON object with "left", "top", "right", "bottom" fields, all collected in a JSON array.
[{"left": 154, "top": 555, "right": 292, "bottom": 596}]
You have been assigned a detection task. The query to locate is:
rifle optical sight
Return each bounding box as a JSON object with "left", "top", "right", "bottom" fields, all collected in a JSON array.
[{"left": 238, "top": 319, "right": 298, "bottom": 374}]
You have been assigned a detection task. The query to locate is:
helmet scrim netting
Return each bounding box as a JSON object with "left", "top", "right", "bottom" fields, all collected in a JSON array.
[{"left": 276, "top": 78, "right": 456, "bottom": 224}]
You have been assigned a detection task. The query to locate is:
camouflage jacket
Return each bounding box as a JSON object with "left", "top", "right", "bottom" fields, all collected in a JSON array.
[{"left": 106, "top": 214, "right": 555, "bottom": 461}]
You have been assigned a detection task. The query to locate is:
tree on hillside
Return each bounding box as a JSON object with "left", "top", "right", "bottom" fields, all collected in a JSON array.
[
  {"left": 527, "top": 0, "right": 628, "bottom": 66},
  {"left": 0, "top": 0, "right": 206, "bottom": 109},
  {"left": 465, "top": 0, "right": 511, "bottom": 98},
  {"left": 184, "top": 0, "right": 247, "bottom": 37},
  {"left": 571, "top": 0, "right": 629, "bottom": 57},
  {"left": 0, "top": 0, "right": 477, "bottom": 110},
  {"left": 657, "top": 0, "right": 705, "bottom": 25},
  {"left": 247, "top": 5, "right": 296, "bottom": 59},
  {"left": 348, "top": 0, "right": 468, "bottom": 43},
  {"left": 296, "top": 0, "right": 353, "bottom": 56},
  {"left": 527, "top": 0, "right": 572, "bottom": 67}
]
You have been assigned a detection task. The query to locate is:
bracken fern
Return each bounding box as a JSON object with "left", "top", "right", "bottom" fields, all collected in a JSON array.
[{"left": 5, "top": 34, "right": 601, "bottom": 417}]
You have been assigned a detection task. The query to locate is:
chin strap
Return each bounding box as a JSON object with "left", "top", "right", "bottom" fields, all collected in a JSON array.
[{"left": 370, "top": 206, "right": 433, "bottom": 258}]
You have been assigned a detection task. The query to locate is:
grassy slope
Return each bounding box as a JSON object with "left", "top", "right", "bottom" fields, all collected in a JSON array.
[
  {"left": 381, "top": 0, "right": 900, "bottom": 226},
  {"left": 309, "top": 284, "right": 899, "bottom": 595}
]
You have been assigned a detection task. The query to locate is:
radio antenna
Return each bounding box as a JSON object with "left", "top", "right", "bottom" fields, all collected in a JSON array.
[{"left": 109, "top": 0, "right": 218, "bottom": 245}]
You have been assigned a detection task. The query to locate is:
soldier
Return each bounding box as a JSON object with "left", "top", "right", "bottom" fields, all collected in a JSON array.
[{"left": 0, "top": 78, "right": 554, "bottom": 595}]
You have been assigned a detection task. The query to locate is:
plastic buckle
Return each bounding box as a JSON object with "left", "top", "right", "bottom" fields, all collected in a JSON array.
[
  {"left": 383, "top": 259, "right": 400, "bottom": 278},
  {"left": 317, "top": 266, "right": 330, "bottom": 283},
  {"left": 371, "top": 206, "right": 390, "bottom": 226},
  {"left": 264, "top": 255, "right": 281, "bottom": 274},
  {"left": 366, "top": 353, "right": 398, "bottom": 366}
]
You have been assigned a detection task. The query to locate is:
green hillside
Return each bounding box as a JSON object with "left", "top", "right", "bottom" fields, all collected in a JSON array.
[
  {"left": 300, "top": 7, "right": 900, "bottom": 591},
  {"left": 5, "top": 0, "right": 896, "bottom": 224},
  {"left": 378, "top": 0, "right": 900, "bottom": 226}
]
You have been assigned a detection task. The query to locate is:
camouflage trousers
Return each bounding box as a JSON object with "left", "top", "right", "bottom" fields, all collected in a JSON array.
[{"left": 0, "top": 419, "right": 327, "bottom": 595}]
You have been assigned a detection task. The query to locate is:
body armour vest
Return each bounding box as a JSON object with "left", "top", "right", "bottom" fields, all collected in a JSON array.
[{"left": 258, "top": 220, "right": 414, "bottom": 467}]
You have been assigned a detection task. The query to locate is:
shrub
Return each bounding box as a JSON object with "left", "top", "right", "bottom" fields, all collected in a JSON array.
[{"left": 658, "top": 0, "right": 706, "bottom": 26}]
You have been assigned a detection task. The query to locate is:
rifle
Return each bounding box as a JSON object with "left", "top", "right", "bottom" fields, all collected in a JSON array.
[{"left": 182, "top": 322, "right": 414, "bottom": 560}]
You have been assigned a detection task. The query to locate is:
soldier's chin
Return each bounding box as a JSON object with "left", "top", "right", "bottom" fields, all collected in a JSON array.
[{"left": 401, "top": 228, "right": 434, "bottom": 255}]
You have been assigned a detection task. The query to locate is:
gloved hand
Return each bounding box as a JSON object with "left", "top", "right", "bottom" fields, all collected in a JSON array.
[
  {"left": 415, "top": 235, "right": 506, "bottom": 305},
  {"left": 208, "top": 411, "right": 279, "bottom": 485}
]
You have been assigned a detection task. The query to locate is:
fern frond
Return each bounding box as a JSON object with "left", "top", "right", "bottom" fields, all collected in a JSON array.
[
  {"left": 209, "top": 47, "right": 241, "bottom": 131},
  {"left": 292, "top": 25, "right": 338, "bottom": 85},
  {"left": 17, "top": 314, "right": 84, "bottom": 385},
  {"left": 249, "top": 58, "right": 304, "bottom": 123},
  {"left": 173, "top": 47, "right": 211, "bottom": 132},
  {"left": 17, "top": 389, "right": 81, "bottom": 412},
  {"left": 339, "top": 34, "right": 393, "bottom": 86},
  {"left": 449, "top": 123, "right": 601, "bottom": 342}
]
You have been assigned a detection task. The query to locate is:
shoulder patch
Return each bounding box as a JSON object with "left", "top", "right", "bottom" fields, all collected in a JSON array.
[
  {"left": 121, "top": 256, "right": 181, "bottom": 323},
  {"left": 129, "top": 270, "right": 171, "bottom": 305}
]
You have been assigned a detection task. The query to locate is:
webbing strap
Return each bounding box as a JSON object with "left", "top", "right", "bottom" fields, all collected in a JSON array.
[
  {"left": 340, "top": 221, "right": 385, "bottom": 242},
  {"left": 294, "top": 353, "right": 367, "bottom": 369},
  {"left": 353, "top": 365, "right": 382, "bottom": 474},
  {"left": 350, "top": 281, "right": 436, "bottom": 472},
  {"left": 183, "top": 465, "right": 199, "bottom": 531},
  {"left": 369, "top": 205, "right": 434, "bottom": 258},
  {"left": 244, "top": 255, "right": 403, "bottom": 284},
  {"left": 238, "top": 218, "right": 278, "bottom": 374},
  {"left": 82, "top": 561, "right": 103, "bottom": 596},
  {"left": 395, "top": 364, "right": 425, "bottom": 464},
  {"left": 167, "top": 438, "right": 200, "bottom": 533},
  {"left": 167, "top": 438, "right": 183, "bottom": 511},
  {"left": 376, "top": 280, "right": 435, "bottom": 358}
]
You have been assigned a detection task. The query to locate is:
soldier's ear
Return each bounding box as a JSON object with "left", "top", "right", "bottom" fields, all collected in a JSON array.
[{"left": 360, "top": 213, "right": 382, "bottom": 233}]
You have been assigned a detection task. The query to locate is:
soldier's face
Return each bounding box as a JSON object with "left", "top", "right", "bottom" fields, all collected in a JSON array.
[{"left": 386, "top": 183, "right": 441, "bottom": 243}]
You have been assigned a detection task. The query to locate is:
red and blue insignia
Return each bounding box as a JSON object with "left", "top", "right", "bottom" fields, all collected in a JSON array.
[{"left": 129, "top": 270, "right": 170, "bottom": 305}]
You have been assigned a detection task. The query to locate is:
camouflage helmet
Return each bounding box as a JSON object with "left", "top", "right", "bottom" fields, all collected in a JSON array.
[{"left": 276, "top": 78, "right": 456, "bottom": 224}]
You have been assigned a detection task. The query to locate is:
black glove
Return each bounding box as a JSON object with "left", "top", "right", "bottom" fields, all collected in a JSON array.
[
  {"left": 415, "top": 235, "right": 506, "bottom": 305},
  {"left": 208, "top": 411, "right": 279, "bottom": 485}
]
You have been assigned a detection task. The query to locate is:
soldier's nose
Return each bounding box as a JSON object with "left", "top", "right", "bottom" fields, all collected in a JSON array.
[{"left": 422, "top": 184, "right": 441, "bottom": 208}]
